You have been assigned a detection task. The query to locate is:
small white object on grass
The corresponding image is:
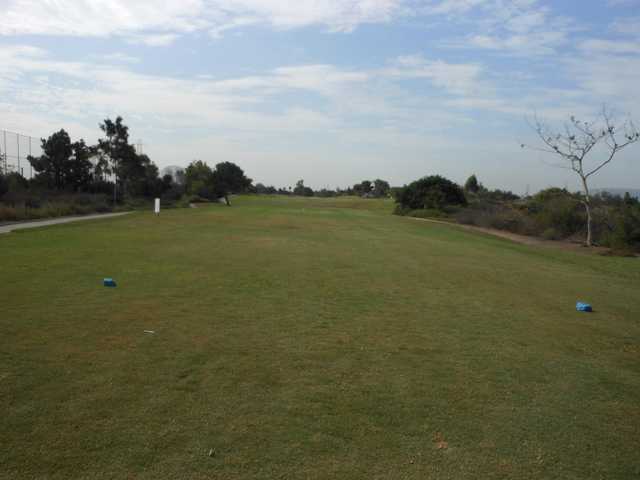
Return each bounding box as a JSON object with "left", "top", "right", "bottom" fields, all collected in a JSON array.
[{"left": 144, "top": 330, "right": 156, "bottom": 334}]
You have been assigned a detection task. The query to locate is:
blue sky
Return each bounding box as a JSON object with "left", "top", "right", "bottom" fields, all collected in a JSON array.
[{"left": 1, "top": 0, "right": 639, "bottom": 193}]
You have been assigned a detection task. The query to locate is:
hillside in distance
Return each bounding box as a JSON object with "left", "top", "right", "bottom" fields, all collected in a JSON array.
[{"left": 593, "top": 188, "right": 640, "bottom": 198}]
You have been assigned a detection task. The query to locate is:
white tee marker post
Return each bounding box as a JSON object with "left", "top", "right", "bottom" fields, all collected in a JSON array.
[{"left": 154, "top": 198, "right": 160, "bottom": 216}]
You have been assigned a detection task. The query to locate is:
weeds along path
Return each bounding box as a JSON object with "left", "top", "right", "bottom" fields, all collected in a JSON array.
[{"left": 407, "top": 216, "right": 612, "bottom": 254}]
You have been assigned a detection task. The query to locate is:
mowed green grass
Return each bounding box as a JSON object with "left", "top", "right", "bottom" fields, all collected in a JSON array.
[{"left": 1, "top": 195, "right": 639, "bottom": 479}]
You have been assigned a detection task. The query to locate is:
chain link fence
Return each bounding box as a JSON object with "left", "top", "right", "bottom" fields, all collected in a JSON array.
[{"left": 0, "top": 129, "right": 42, "bottom": 179}]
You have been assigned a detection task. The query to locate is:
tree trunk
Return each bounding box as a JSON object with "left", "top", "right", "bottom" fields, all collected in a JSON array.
[
  {"left": 580, "top": 176, "right": 592, "bottom": 246},
  {"left": 582, "top": 200, "right": 593, "bottom": 246}
]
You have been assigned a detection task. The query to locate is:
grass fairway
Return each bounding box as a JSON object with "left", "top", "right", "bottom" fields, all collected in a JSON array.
[{"left": 1, "top": 196, "right": 639, "bottom": 479}]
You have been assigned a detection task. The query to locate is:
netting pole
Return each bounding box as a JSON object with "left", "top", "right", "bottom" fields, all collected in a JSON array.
[
  {"left": 29, "top": 136, "right": 32, "bottom": 178},
  {"left": 16, "top": 133, "right": 24, "bottom": 177},
  {"left": 3, "top": 130, "right": 6, "bottom": 174}
]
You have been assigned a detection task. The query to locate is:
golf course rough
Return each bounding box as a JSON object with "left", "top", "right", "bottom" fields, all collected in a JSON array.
[{"left": 1, "top": 195, "right": 639, "bottom": 479}]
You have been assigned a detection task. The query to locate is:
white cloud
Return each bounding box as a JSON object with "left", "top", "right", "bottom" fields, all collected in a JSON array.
[
  {"left": 126, "top": 33, "right": 180, "bottom": 47},
  {"left": 384, "top": 54, "right": 483, "bottom": 95},
  {"left": 422, "top": 0, "right": 489, "bottom": 15},
  {"left": 570, "top": 55, "right": 640, "bottom": 108},
  {"left": 0, "top": 0, "right": 405, "bottom": 40},
  {"left": 579, "top": 38, "right": 639, "bottom": 55},
  {"left": 0, "top": 44, "right": 497, "bottom": 173},
  {"left": 97, "top": 53, "right": 141, "bottom": 64},
  {"left": 610, "top": 16, "right": 640, "bottom": 36},
  {"left": 0, "top": 0, "right": 206, "bottom": 37},
  {"left": 466, "top": 29, "right": 567, "bottom": 55},
  {"left": 607, "top": 0, "right": 640, "bottom": 6},
  {"left": 217, "top": 0, "right": 401, "bottom": 32},
  {"left": 430, "top": 0, "right": 575, "bottom": 55},
  {"left": 2, "top": 41, "right": 621, "bottom": 144}
]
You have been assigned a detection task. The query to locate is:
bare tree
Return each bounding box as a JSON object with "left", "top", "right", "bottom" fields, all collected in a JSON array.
[{"left": 524, "top": 108, "right": 640, "bottom": 246}]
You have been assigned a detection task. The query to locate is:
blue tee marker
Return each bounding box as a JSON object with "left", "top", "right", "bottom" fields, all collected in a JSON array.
[
  {"left": 103, "top": 278, "right": 117, "bottom": 287},
  {"left": 576, "top": 302, "right": 592, "bottom": 312}
]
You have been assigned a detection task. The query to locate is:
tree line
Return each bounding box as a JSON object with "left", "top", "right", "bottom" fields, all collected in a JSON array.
[
  {"left": 250, "top": 178, "right": 391, "bottom": 198},
  {"left": 0, "top": 117, "right": 177, "bottom": 202},
  {"left": 0, "top": 117, "right": 256, "bottom": 208},
  {"left": 0, "top": 117, "right": 257, "bottom": 220}
]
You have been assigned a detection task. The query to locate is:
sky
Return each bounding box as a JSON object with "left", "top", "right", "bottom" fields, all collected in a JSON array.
[{"left": 1, "top": 0, "right": 639, "bottom": 193}]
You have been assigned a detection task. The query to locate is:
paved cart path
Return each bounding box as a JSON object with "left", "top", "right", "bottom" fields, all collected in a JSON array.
[{"left": 0, "top": 212, "right": 131, "bottom": 234}]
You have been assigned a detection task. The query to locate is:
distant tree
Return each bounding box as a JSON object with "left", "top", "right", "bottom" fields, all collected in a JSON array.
[
  {"left": 481, "top": 188, "right": 520, "bottom": 202},
  {"left": 316, "top": 188, "right": 337, "bottom": 198},
  {"left": 293, "top": 179, "right": 314, "bottom": 197},
  {"left": 525, "top": 108, "right": 640, "bottom": 246},
  {"left": 210, "top": 161, "right": 252, "bottom": 205},
  {"left": 623, "top": 192, "right": 637, "bottom": 207},
  {"left": 95, "top": 117, "right": 135, "bottom": 203},
  {"left": 120, "top": 151, "right": 149, "bottom": 193},
  {"left": 396, "top": 175, "right": 467, "bottom": 210},
  {"left": 161, "top": 174, "right": 174, "bottom": 192},
  {"left": 96, "top": 117, "right": 122, "bottom": 196},
  {"left": 389, "top": 186, "right": 403, "bottom": 199},
  {"left": 129, "top": 154, "right": 163, "bottom": 197},
  {"left": 464, "top": 174, "right": 480, "bottom": 193},
  {"left": 92, "top": 150, "right": 110, "bottom": 182},
  {"left": 28, "top": 129, "right": 74, "bottom": 190},
  {"left": 184, "top": 160, "right": 213, "bottom": 197},
  {"left": 372, "top": 179, "right": 390, "bottom": 198},
  {"left": 255, "top": 183, "right": 278, "bottom": 195},
  {"left": 159, "top": 174, "right": 185, "bottom": 202},
  {"left": 96, "top": 116, "right": 140, "bottom": 203},
  {"left": 27, "top": 130, "right": 94, "bottom": 192},
  {"left": 353, "top": 180, "right": 373, "bottom": 196},
  {"left": 67, "top": 140, "right": 94, "bottom": 191}
]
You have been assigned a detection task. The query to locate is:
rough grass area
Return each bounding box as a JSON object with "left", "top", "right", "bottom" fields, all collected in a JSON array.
[{"left": 1, "top": 195, "right": 639, "bottom": 479}]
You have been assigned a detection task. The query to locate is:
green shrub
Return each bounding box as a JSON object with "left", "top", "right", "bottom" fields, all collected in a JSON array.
[
  {"left": 486, "top": 209, "right": 528, "bottom": 233},
  {"left": 602, "top": 205, "right": 640, "bottom": 252},
  {"left": 396, "top": 176, "right": 467, "bottom": 211},
  {"left": 455, "top": 200, "right": 531, "bottom": 234},
  {"left": 408, "top": 208, "right": 449, "bottom": 219},
  {"left": 5, "top": 172, "right": 28, "bottom": 192},
  {"left": 392, "top": 204, "right": 410, "bottom": 216},
  {"left": 542, "top": 227, "right": 560, "bottom": 240}
]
